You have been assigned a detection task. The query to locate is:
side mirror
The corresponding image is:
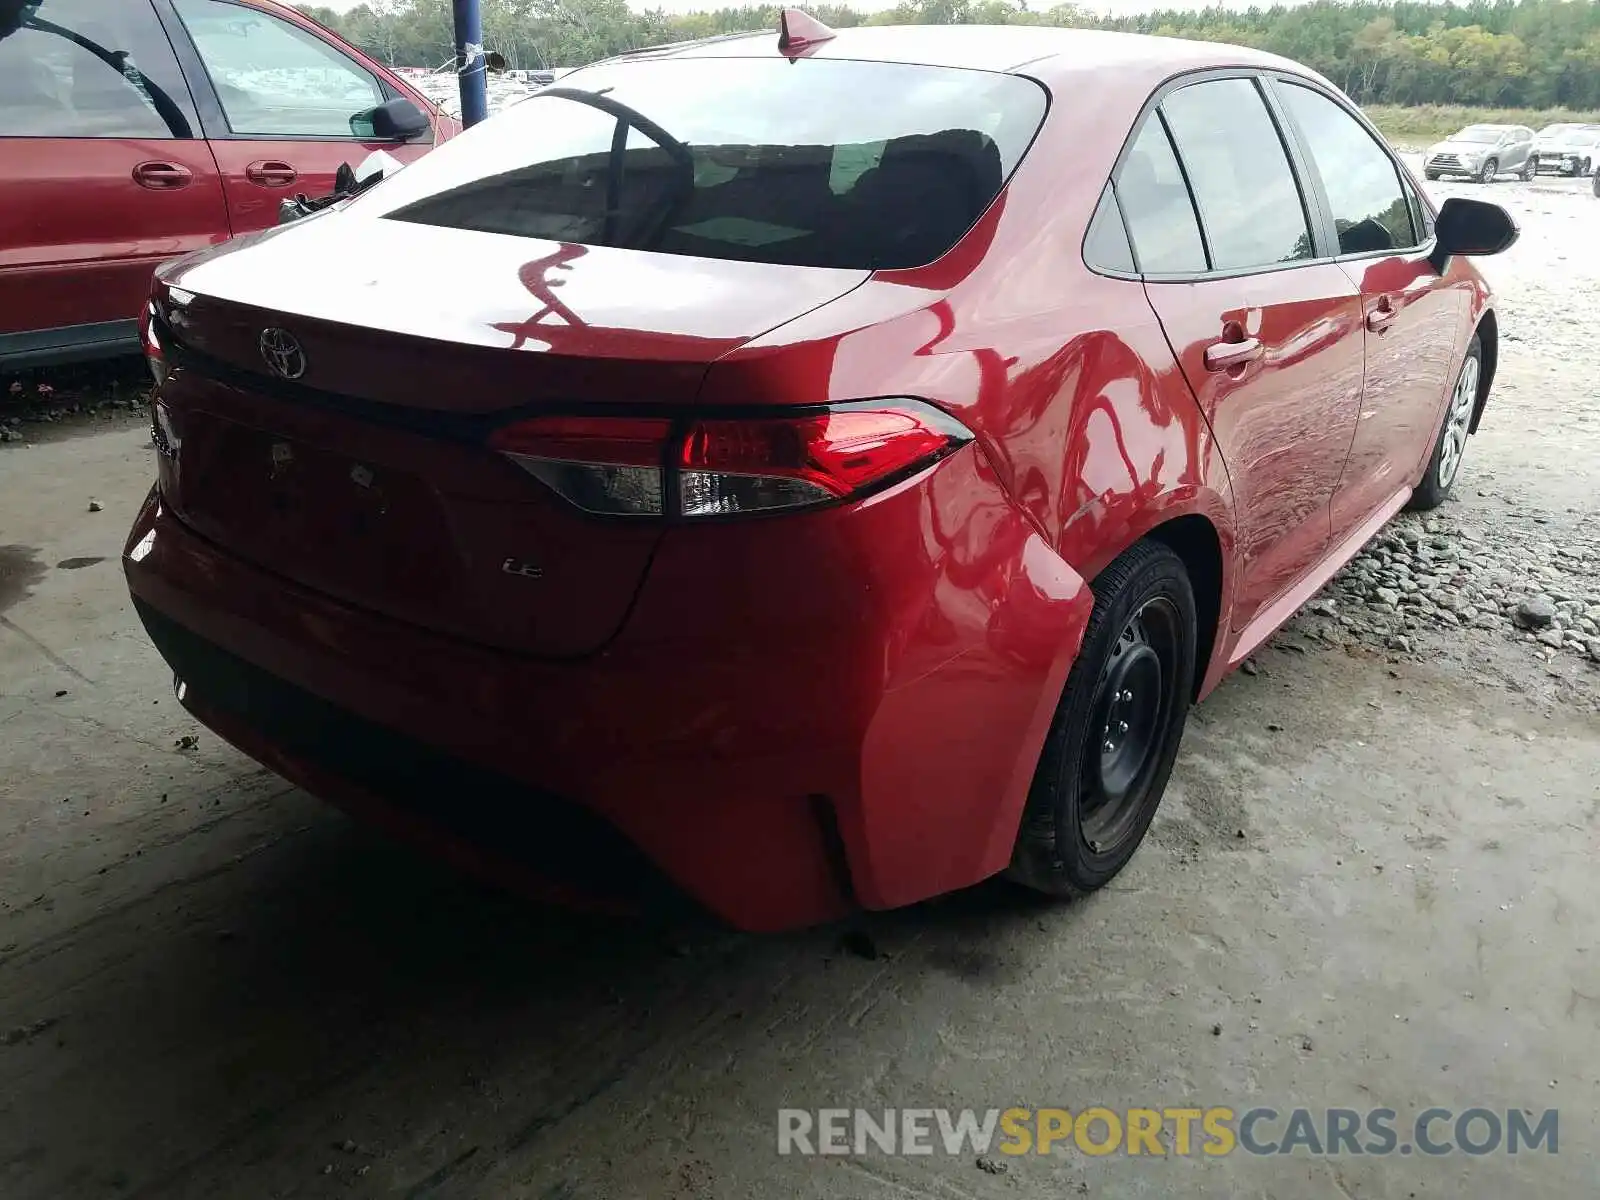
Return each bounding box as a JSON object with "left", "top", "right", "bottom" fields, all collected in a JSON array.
[
  {"left": 356, "top": 97, "right": 430, "bottom": 141},
  {"left": 1429, "top": 197, "right": 1519, "bottom": 271},
  {"left": 486, "top": 50, "right": 507, "bottom": 72}
]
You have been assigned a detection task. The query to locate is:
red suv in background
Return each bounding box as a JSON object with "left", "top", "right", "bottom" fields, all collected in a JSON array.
[{"left": 0, "top": 0, "right": 457, "bottom": 370}]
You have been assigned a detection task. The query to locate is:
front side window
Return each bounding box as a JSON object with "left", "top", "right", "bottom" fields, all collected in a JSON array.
[
  {"left": 173, "top": 0, "right": 383, "bottom": 137},
  {"left": 366, "top": 57, "right": 1047, "bottom": 271},
  {"left": 1160, "top": 78, "right": 1313, "bottom": 272},
  {"left": 1278, "top": 82, "right": 1415, "bottom": 256},
  {"left": 0, "top": 0, "right": 195, "bottom": 138},
  {"left": 1112, "top": 116, "right": 1207, "bottom": 274}
]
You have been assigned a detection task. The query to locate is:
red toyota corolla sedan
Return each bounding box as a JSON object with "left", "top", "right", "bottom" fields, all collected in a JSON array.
[{"left": 124, "top": 20, "right": 1517, "bottom": 931}]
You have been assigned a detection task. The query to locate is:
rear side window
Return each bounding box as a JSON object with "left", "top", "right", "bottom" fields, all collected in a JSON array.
[
  {"left": 1113, "top": 116, "right": 1207, "bottom": 274},
  {"left": 1277, "top": 82, "right": 1415, "bottom": 255},
  {"left": 369, "top": 57, "right": 1047, "bottom": 271},
  {"left": 1160, "top": 78, "right": 1313, "bottom": 272},
  {"left": 0, "top": 0, "right": 196, "bottom": 138},
  {"left": 173, "top": 0, "right": 384, "bottom": 137},
  {"left": 1083, "top": 184, "right": 1135, "bottom": 273}
]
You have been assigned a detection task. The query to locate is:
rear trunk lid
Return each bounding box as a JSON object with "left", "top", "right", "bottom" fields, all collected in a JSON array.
[
  {"left": 160, "top": 214, "right": 867, "bottom": 409},
  {"left": 154, "top": 216, "right": 867, "bottom": 658}
]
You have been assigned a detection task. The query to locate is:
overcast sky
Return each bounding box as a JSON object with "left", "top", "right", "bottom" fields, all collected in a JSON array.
[{"left": 309, "top": 0, "right": 1192, "bottom": 15}]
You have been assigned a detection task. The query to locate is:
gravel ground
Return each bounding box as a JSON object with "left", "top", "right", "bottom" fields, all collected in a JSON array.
[
  {"left": 1284, "top": 159, "right": 1600, "bottom": 705},
  {"left": 1, "top": 164, "right": 1597, "bottom": 1199}
]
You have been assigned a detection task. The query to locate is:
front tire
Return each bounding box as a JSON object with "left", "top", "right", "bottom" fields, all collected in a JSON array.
[
  {"left": 1409, "top": 335, "right": 1482, "bottom": 511},
  {"left": 1478, "top": 157, "right": 1498, "bottom": 183},
  {"left": 1425, "top": 170, "right": 1441, "bottom": 181},
  {"left": 1521, "top": 157, "right": 1537, "bottom": 181},
  {"left": 1009, "top": 541, "right": 1196, "bottom": 897}
]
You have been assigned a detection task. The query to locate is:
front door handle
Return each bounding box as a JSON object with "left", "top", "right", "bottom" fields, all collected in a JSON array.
[
  {"left": 1366, "top": 296, "right": 1398, "bottom": 333},
  {"left": 1203, "top": 336, "right": 1263, "bottom": 371},
  {"left": 133, "top": 161, "right": 193, "bottom": 190},
  {"left": 245, "top": 160, "right": 298, "bottom": 188}
]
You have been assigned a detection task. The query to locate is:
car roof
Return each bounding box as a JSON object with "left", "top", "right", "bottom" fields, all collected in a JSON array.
[{"left": 614, "top": 24, "right": 1321, "bottom": 90}]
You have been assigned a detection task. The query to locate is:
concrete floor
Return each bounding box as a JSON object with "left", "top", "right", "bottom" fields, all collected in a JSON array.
[
  {"left": 3, "top": 171, "right": 1599, "bottom": 1200},
  {"left": 1, "top": 419, "right": 1596, "bottom": 1200}
]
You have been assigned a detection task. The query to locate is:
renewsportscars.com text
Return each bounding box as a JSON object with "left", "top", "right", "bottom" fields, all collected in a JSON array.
[{"left": 776, "top": 1106, "right": 1558, "bottom": 1158}]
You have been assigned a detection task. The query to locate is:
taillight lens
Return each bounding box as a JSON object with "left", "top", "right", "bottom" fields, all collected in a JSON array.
[
  {"left": 490, "top": 400, "right": 971, "bottom": 519},
  {"left": 488, "top": 416, "right": 672, "bottom": 516},
  {"left": 140, "top": 300, "right": 167, "bottom": 388}
]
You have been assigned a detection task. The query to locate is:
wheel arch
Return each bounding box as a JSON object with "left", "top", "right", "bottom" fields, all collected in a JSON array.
[
  {"left": 1471, "top": 307, "right": 1498, "bottom": 434},
  {"left": 1143, "top": 514, "right": 1225, "bottom": 700}
]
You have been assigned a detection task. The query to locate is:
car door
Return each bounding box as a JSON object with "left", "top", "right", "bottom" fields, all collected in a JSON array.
[
  {"left": 0, "top": 0, "right": 228, "bottom": 358},
  {"left": 1269, "top": 79, "right": 1466, "bottom": 539},
  {"left": 1501, "top": 127, "right": 1530, "bottom": 174},
  {"left": 158, "top": 0, "right": 435, "bottom": 234},
  {"left": 1116, "top": 75, "right": 1366, "bottom": 638}
]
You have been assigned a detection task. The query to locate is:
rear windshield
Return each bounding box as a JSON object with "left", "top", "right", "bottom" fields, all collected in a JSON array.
[{"left": 366, "top": 56, "right": 1047, "bottom": 271}]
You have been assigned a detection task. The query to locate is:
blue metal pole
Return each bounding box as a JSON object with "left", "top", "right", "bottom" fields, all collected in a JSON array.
[{"left": 452, "top": 0, "right": 488, "bottom": 128}]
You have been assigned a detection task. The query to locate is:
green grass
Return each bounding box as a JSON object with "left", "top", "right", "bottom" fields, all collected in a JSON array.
[{"left": 1365, "top": 104, "right": 1600, "bottom": 146}]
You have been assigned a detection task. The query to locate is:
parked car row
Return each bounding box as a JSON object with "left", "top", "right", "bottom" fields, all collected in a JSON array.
[
  {"left": 0, "top": 0, "right": 457, "bottom": 371},
  {"left": 1423, "top": 120, "right": 1600, "bottom": 182}
]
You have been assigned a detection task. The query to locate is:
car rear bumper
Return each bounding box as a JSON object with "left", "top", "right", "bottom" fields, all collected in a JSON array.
[{"left": 123, "top": 456, "right": 1093, "bottom": 931}]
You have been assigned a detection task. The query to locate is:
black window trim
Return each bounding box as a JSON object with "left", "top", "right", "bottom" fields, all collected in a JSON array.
[
  {"left": 151, "top": 0, "right": 421, "bottom": 145},
  {"left": 1082, "top": 66, "right": 1438, "bottom": 283}
]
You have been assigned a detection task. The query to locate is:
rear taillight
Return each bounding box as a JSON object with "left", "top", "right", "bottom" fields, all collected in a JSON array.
[
  {"left": 140, "top": 300, "right": 167, "bottom": 388},
  {"left": 489, "top": 416, "right": 672, "bottom": 516},
  {"left": 489, "top": 400, "right": 971, "bottom": 519}
]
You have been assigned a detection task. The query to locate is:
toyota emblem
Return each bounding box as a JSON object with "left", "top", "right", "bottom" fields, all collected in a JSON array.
[{"left": 258, "top": 327, "right": 306, "bottom": 380}]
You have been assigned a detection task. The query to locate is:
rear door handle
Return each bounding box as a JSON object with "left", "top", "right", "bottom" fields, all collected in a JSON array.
[
  {"left": 1366, "top": 297, "right": 1398, "bottom": 333},
  {"left": 132, "top": 161, "right": 193, "bottom": 190},
  {"left": 245, "top": 160, "right": 298, "bottom": 188},
  {"left": 1203, "top": 337, "right": 1263, "bottom": 371}
]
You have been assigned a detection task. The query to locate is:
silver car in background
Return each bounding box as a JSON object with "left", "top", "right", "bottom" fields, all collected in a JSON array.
[
  {"left": 1533, "top": 123, "right": 1600, "bottom": 177},
  {"left": 1424, "top": 124, "right": 1537, "bottom": 183}
]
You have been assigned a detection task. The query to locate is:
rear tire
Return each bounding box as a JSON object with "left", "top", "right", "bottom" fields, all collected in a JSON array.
[
  {"left": 1008, "top": 541, "right": 1196, "bottom": 898},
  {"left": 1521, "top": 157, "right": 1536, "bottom": 181},
  {"left": 1478, "top": 157, "right": 1498, "bottom": 183},
  {"left": 1409, "top": 335, "right": 1482, "bottom": 512}
]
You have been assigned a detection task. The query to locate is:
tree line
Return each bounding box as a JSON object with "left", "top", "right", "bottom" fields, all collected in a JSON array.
[{"left": 296, "top": 0, "right": 1600, "bottom": 111}]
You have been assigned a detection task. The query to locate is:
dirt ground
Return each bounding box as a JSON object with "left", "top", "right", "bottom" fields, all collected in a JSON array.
[{"left": 2, "top": 169, "right": 1598, "bottom": 1199}]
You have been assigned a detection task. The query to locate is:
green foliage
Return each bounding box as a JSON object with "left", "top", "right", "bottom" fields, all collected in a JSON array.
[{"left": 298, "top": 0, "right": 1600, "bottom": 110}]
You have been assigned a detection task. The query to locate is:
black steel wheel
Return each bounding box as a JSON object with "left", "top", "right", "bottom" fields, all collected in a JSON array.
[{"left": 1009, "top": 541, "right": 1197, "bottom": 897}]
